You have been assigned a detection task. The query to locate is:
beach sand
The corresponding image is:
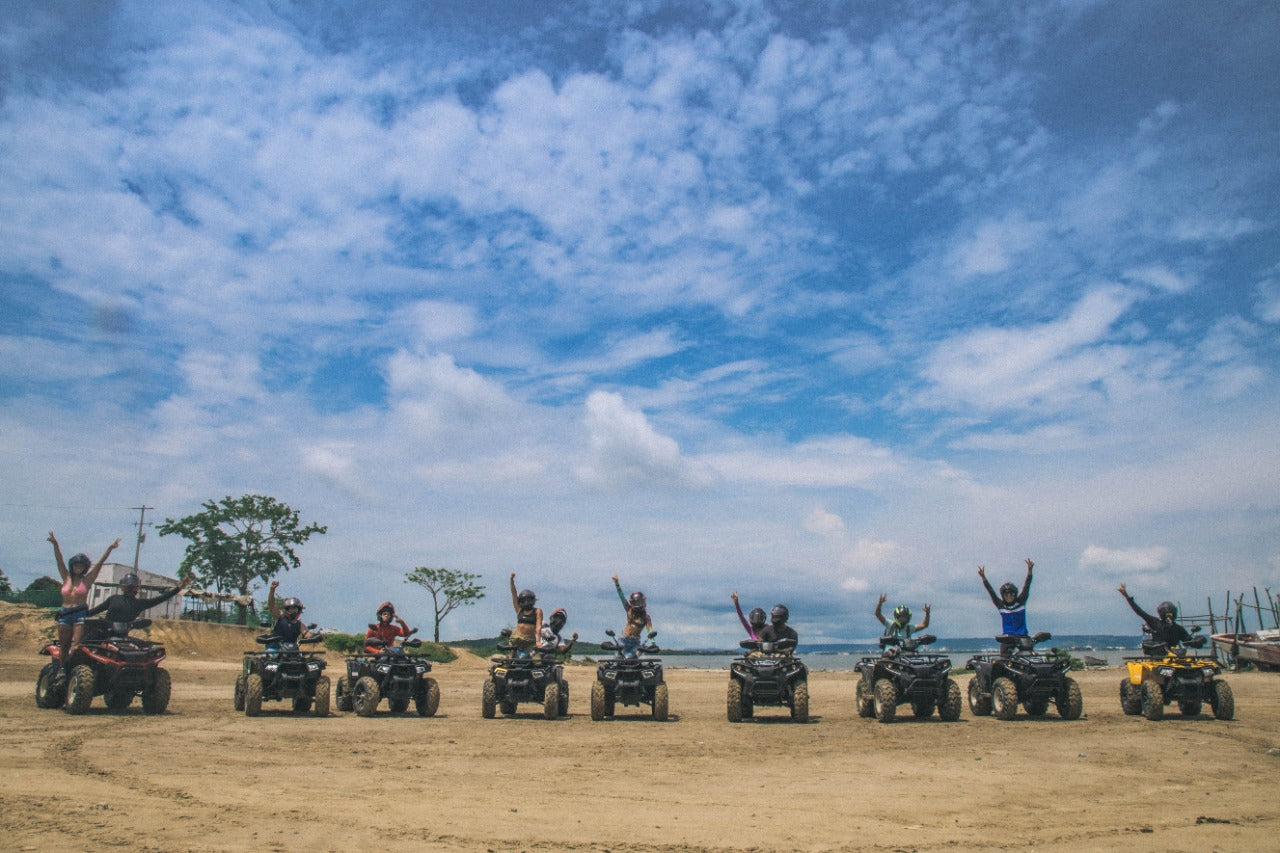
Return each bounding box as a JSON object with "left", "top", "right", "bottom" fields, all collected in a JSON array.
[{"left": 1, "top": 602, "right": 1277, "bottom": 851}]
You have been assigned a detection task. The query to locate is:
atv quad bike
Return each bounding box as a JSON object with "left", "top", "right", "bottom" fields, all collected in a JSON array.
[
  {"left": 480, "top": 643, "right": 569, "bottom": 720},
  {"left": 966, "top": 631, "right": 1082, "bottom": 721},
  {"left": 235, "top": 627, "right": 330, "bottom": 717},
  {"left": 335, "top": 628, "right": 440, "bottom": 717},
  {"left": 855, "top": 634, "right": 962, "bottom": 724},
  {"left": 590, "top": 630, "right": 668, "bottom": 721},
  {"left": 37, "top": 618, "right": 171, "bottom": 714},
  {"left": 726, "top": 638, "right": 809, "bottom": 722},
  {"left": 1120, "top": 628, "right": 1233, "bottom": 721}
]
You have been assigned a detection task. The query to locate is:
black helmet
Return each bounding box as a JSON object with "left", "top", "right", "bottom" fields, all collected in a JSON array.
[
  {"left": 282, "top": 597, "right": 304, "bottom": 613},
  {"left": 770, "top": 604, "right": 789, "bottom": 624},
  {"left": 1156, "top": 601, "right": 1177, "bottom": 620},
  {"left": 999, "top": 582, "right": 1017, "bottom": 599},
  {"left": 892, "top": 604, "right": 911, "bottom": 623},
  {"left": 121, "top": 573, "right": 141, "bottom": 588},
  {"left": 68, "top": 553, "right": 91, "bottom": 572},
  {"left": 748, "top": 607, "right": 766, "bottom": 628},
  {"left": 628, "top": 591, "right": 646, "bottom": 609},
  {"left": 517, "top": 589, "right": 536, "bottom": 607}
]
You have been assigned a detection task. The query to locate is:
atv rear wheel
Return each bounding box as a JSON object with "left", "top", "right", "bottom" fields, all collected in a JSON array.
[
  {"left": 967, "top": 678, "right": 991, "bottom": 716},
  {"left": 312, "top": 676, "right": 330, "bottom": 717},
  {"left": 939, "top": 679, "right": 963, "bottom": 722},
  {"left": 855, "top": 678, "right": 875, "bottom": 718},
  {"left": 1119, "top": 679, "right": 1141, "bottom": 715},
  {"left": 1057, "top": 677, "right": 1083, "bottom": 720},
  {"left": 335, "top": 675, "right": 353, "bottom": 712},
  {"left": 590, "top": 680, "right": 607, "bottom": 721},
  {"left": 353, "top": 675, "right": 381, "bottom": 717},
  {"left": 482, "top": 679, "right": 497, "bottom": 719},
  {"left": 1141, "top": 680, "right": 1164, "bottom": 721},
  {"left": 873, "top": 678, "right": 898, "bottom": 723},
  {"left": 911, "top": 699, "right": 936, "bottom": 718},
  {"left": 1023, "top": 697, "right": 1048, "bottom": 717},
  {"left": 727, "top": 679, "right": 745, "bottom": 722},
  {"left": 653, "top": 683, "right": 670, "bottom": 722},
  {"left": 416, "top": 678, "right": 440, "bottom": 717},
  {"left": 544, "top": 683, "right": 561, "bottom": 720},
  {"left": 1210, "top": 680, "right": 1234, "bottom": 721},
  {"left": 558, "top": 681, "right": 569, "bottom": 717},
  {"left": 234, "top": 674, "right": 247, "bottom": 711},
  {"left": 142, "top": 668, "right": 171, "bottom": 714},
  {"left": 35, "top": 663, "right": 65, "bottom": 709},
  {"left": 244, "top": 673, "right": 264, "bottom": 716},
  {"left": 65, "top": 664, "right": 96, "bottom": 715},
  {"left": 790, "top": 680, "right": 809, "bottom": 723},
  {"left": 991, "top": 677, "right": 1018, "bottom": 721}
]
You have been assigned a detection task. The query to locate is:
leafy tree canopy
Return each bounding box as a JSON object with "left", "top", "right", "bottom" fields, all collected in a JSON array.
[{"left": 405, "top": 566, "right": 485, "bottom": 642}]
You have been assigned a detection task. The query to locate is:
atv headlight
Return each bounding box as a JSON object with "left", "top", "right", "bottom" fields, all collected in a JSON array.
[
  {"left": 1203, "top": 667, "right": 1217, "bottom": 677},
  {"left": 604, "top": 670, "right": 618, "bottom": 681},
  {"left": 642, "top": 670, "right": 655, "bottom": 680},
  {"left": 376, "top": 664, "right": 391, "bottom": 674},
  {"left": 264, "top": 663, "right": 279, "bottom": 672},
  {"left": 531, "top": 670, "right": 545, "bottom": 679},
  {"left": 1157, "top": 667, "right": 1173, "bottom": 678}
]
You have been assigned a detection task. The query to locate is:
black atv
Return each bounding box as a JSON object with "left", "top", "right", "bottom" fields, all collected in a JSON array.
[
  {"left": 1120, "top": 627, "right": 1233, "bottom": 721},
  {"left": 235, "top": 627, "right": 330, "bottom": 717},
  {"left": 590, "top": 630, "right": 668, "bottom": 721},
  {"left": 37, "top": 618, "right": 170, "bottom": 714},
  {"left": 854, "top": 634, "right": 962, "bottom": 723},
  {"left": 481, "top": 643, "right": 569, "bottom": 720},
  {"left": 726, "top": 638, "right": 809, "bottom": 722},
  {"left": 335, "top": 628, "right": 440, "bottom": 717},
  {"left": 966, "top": 632, "right": 1082, "bottom": 721}
]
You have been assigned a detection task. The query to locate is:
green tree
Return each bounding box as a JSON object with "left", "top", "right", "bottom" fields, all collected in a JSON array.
[
  {"left": 405, "top": 566, "right": 485, "bottom": 642},
  {"left": 0, "top": 567, "right": 13, "bottom": 599},
  {"left": 158, "top": 495, "right": 327, "bottom": 625}
]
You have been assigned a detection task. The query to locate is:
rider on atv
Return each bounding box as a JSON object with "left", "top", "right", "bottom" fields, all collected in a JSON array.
[
  {"left": 86, "top": 572, "right": 191, "bottom": 633},
  {"left": 365, "top": 601, "right": 413, "bottom": 653},
  {"left": 979, "top": 559, "right": 1034, "bottom": 654},
  {"left": 760, "top": 604, "right": 798, "bottom": 646},
  {"left": 509, "top": 573, "right": 542, "bottom": 658},
  {"left": 267, "top": 581, "right": 317, "bottom": 647},
  {"left": 538, "top": 608, "right": 577, "bottom": 656},
  {"left": 1117, "top": 583, "right": 1190, "bottom": 646},
  {"left": 731, "top": 592, "right": 767, "bottom": 641},
  {"left": 875, "top": 595, "right": 930, "bottom": 642},
  {"left": 612, "top": 574, "right": 653, "bottom": 658}
]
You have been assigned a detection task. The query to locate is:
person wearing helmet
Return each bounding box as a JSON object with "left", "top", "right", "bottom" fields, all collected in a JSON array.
[
  {"left": 874, "top": 594, "right": 930, "bottom": 640},
  {"left": 730, "top": 591, "right": 766, "bottom": 641},
  {"left": 86, "top": 571, "right": 191, "bottom": 635},
  {"left": 267, "top": 580, "right": 316, "bottom": 646},
  {"left": 537, "top": 607, "right": 577, "bottom": 656},
  {"left": 612, "top": 574, "right": 653, "bottom": 658},
  {"left": 760, "top": 603, "right": 798, "bottom": 646},
  {"left": 1117, "top": 583, "right": 1191, "bottom": 647},
  {"left": 364, "top": 601, "right": 413, "bottom": 653},
  {"left": 508, "top": 573, "right": 542, "bottom": 658},
  {"left": 48, "top": 531, "right": 121, "bottom": 682},
  {"left": 978, "top": 559, "right": 1034, "bottom": 653}
]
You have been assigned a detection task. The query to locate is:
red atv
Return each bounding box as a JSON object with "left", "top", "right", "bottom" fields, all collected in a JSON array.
[{"left": 36, "top": 618, "right": 171, "bottom": 714}]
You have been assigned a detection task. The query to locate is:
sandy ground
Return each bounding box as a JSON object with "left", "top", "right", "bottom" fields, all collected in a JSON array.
[{"left": 1, "top": 603, "right": 1277, "bottom": 852}]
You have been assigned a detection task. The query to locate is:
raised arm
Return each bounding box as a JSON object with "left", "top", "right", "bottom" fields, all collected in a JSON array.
[
  {"left": 917, "top": 603, "right": 931, "bottom": 632},
  {"left": 510, "top": 573, "right": 520, "bottom": 613},
  {"left": 268, "top": 580, "right": 281, "bottom": 620},
  {"left": 48, "top": 531, "right": 68, "bottom": 580},
  {"left": 1017, "top": 559, "right": 1034, "bottom": 604},
  {"left": 874, "top": 593, "right": 888, "bottom": 627},
  {"left": 1117, "top": 583, "right": 1157, "bottom": 629},
  {"left": 977, "top": 566, "right": 1000, "bottom": 607},
  {"left": 731, "top": 592, "right": 752, "bottom": 635},
  {"left": 140, "top": 575, "right": 191, "bottom": 610},
  {"left": 612, "top": 574, "right": 627, "bottom": 609}
]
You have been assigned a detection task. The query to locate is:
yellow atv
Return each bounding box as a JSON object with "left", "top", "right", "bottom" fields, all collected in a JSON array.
[{"left": 1120, "top": 630, "right": 1233, "bottom": 721}]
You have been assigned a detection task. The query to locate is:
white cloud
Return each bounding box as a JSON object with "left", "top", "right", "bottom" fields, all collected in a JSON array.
[
  {"left": 803, "top": 506, "right": 846, "bottom": 537},
  {"left": 1078, "top": 545, "right": 1170, "bottom": 578},
  {"left": 575, "top": 390, "right": 706, "bottom": 488},
  {"left": 946, "top": 215, "right": 1045, "bottom": 278},
  {"left": 1124, "top": 263, "right": 1194, "bottom": 294}
]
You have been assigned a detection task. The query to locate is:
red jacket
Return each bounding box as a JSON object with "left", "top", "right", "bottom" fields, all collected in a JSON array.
[{"left": 364, "top": 620, "right": 411, "bottom": 651}]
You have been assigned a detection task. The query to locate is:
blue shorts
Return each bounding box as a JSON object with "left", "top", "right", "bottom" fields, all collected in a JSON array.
[{"left": 56, "top": 605, "right": 89, "bottom": 626}]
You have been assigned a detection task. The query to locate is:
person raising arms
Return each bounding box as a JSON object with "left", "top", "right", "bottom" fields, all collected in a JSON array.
[{"left": 48, "top": 531, "right": 120, "bottom": 681}]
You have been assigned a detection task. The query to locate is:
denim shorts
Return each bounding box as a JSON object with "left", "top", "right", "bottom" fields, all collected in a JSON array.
[{"left": 56, "top": 605, "right": 89, "bottom": 626}]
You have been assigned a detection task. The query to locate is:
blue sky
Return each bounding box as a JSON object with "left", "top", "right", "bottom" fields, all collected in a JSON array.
[{"left": 2, "top": 0, "right": 1277, "bottom": 645}]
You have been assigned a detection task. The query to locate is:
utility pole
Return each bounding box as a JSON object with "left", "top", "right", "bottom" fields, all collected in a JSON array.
[{"left": 131, "top": 505, "right": 154, "bottom": 572}]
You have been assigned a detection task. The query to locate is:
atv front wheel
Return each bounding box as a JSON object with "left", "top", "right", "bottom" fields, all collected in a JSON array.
[
  {"left": 244, "top": 673, "right": 264, "bottom": 717},
  {"left": 544, "top": 683, "right": 561, "bottom": 720},
  {"left": 335, "top": 675, "right": 353, "bottom": 712},
  {"left": 1141, "top": 680, "right": 1164, "bottom": 721},
  {"left": 873, "top": 678, "right": 898, "bottom": 723},
  {"left": 417, "top": 678, "right": 440, "bottom": 717},
  {"left": 1119, "top": 679, "right": 1141, "bottom": 715},
  {"left": 234, "top": 674, "right": 247, "bottom": 711},
  {"left": 35, "top": 663, "right": 65, "bottom": 709},
  {"left": 727, "top": 679, "right": 745, "bottom": 722},
  {"left": 790, "top": 680, "right": 809, "bottom": 723},
  {"left": 590, "top": 681, "right": 607, "bottom": 721},
  {"left": 855, "top": 678, "right": 875, "bottom": 718},
  {"left": 142, "top": 668, "right": 171, "bottom": 714},
  {"left": 65, "top": 664, "right": 96, "bottom": 715},
  {"left": 1057, "top": 678, "right": 1083, "bottom": 720},
  {"left": 967, "top": 678, "right": 991, "bottom": 717},
  {"left": 1210, "top": 681, "right": 1234, "bottom": 721},
  {"left": 991, "top": 677, "right": 1018, "bottom": 721},
  {"left": 653, "top": 683, "right": 670, "bottom": 722},
  {"left": 482, "top": 679, "right": 497, "bottom": 719},
  {"left": 312, "top": 676, "right": 330, "bottom": 717},
  {"left": 939, "top": 679, "right": 963, "bottom": 722},
  {"left": 353, "top": 675, "right": 381, "bottom": 717}
]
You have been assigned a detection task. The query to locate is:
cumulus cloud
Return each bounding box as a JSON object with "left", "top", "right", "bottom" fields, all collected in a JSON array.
[
  {"left": 803, "top": 506, "right": 846, "bottom": 537},
  {"left": 1078, "top": 545, "right": 1170, "bottom": 578},
  {"left": 575, "top": 390, "right": 706, "bottom": 488}
]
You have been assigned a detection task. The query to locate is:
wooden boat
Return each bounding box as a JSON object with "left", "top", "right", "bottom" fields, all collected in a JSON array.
[{"left": 1212, "top": 630, "right": 1280, "bottom": 670}]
